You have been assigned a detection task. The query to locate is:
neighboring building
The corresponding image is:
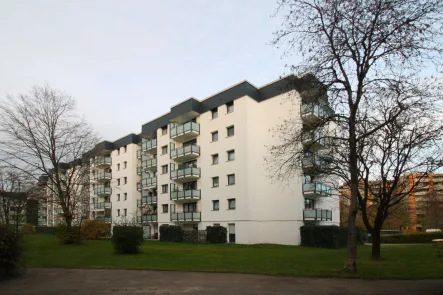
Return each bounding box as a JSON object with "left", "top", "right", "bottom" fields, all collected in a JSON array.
[
  {"left": 83, "top": 74, "right": 339, "bottom": 245},
  {"left": 0, "top": 191, "right": 37, "bottom": 227}
]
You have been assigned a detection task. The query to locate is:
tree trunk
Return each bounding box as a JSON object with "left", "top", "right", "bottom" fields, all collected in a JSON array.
[
  {"left": 371, "top": 231, "right": 381, "bottom": 260},
  {"left": 65, "top": 214, "right": 73, "bottom": 244},
  {"left": 344, "top": 205, "right": 358, "bottom": 272}
]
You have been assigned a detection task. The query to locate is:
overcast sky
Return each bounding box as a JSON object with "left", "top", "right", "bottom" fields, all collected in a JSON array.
[{"left": 0, "top": 1, "right": 297, "bottom": 142}]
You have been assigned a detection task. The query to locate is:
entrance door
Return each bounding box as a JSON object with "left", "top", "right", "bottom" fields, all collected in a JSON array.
[
  {"left": 142, "top": 225, "right": 151, "bottom": 240},
  {"left": 228, "top": 223, "right": 236, "bottom": 243}
]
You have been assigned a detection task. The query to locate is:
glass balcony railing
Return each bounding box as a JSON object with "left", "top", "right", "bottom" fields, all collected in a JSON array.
[
  {"left": 301, "top": 103, "right": 333, "bottom": 119},
  {"left": 92, "top": 202, "right": 112, "bottom": 210},
  {"left": 302, "top": 155, "right": 330, "bottom": 170},
  {"left": 137, "top": 150, "right": 143, "bottom": 159},
  {"left": 170, "top": 189, "right": 201, "bottom": 201},
  {"left": 94, "top": 172, "right": 112, "bottom": 181},
  {"left": 170, "top": 145, "right": 200, "bottom": 159},
  {"left": 95, "top": 187, "right": 112, "bottom": 195},
  {"left": 170, "top": 122, "right": 200, "bottom": 139},
  {"left": 303, "top": 209, "right": 332, "bottom": 221},
  {"left": 302, "top": 183, "right": 332, "bottom": 197},
  {"left": 137, "top": 196, "right": 157, "bottom": 206},
  {"left": 170, "top": 167, "right": 200, "bottom": 180},
  {"left": 142, "top": 177, "right": 157, "bottom": 188},
  {"left": 141, "top": 159, "right": 157, "bottom": 170},
  {"left": 170, "top": 212, "right": 201, "bottom": 222},
  {"left": 137, "top": 215, "right": 158, "bottom": 223},
  {"left": 142, "top": 139, "right": 157, "bottom": 152},
  {"left": 137, "top": 167, "right": 143, "bottom": 175},
  {"left": 95, "top": 156, "right": 112, "bottom": 166},
  {"left": 302, "top": 132, "right": 329, "bottom": 148},
  {"left": 137, "top": 183, "right": 142, "bottom": 190}
]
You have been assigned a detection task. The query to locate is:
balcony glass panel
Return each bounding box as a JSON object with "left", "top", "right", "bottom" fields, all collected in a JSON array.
[
  {"left": 142, "top": 139, "right": 157, "bottom": 151},
  {"left": 95, "top": 172, "right": 112, "bottom": 180},
  {"left": 170, "top": 122, "right": 200, "bottom": 138},
  {"left": 301, "top": 103, "right": 333, "bottom": 118},
  {"left": 170, "top": 189, "right": 201, "bottom": 200},
  {"left": 170, "top": 211, "right": 201, "bottom": 221},
  {"left": 171, "top": 145, "right": 200, "bottom": 159},
  {"left": 142, "top": 177, "right": 157, "bottom": 187},
  {"left": 170, "top": 167, "right": 200, "bottom": 179},
  {"left": 95, "top": 156, "right": 112, "bottom": 166},
  {"left": 302, "top": 183, "right": 331, "bottom": 196},
  {"left": 303, "top": 209, "right": 332, "bottom": 221},
  {"left": 142, "top": 159, "right": 157, "bottom": 169},
  {"left": 95, "top": 187, "right": 112, "bottom": 195},
  {"left": 302, "top": 155, "right": 330, "bottom": 170}
]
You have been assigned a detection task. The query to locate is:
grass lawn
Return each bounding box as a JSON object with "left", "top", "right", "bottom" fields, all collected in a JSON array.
[{"left": 23, "top": 234, "right": 443, "bottom": 279}]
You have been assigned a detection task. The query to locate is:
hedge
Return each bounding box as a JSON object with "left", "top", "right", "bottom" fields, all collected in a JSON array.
[
  {"left": 300, "top": 226, "right": 366, "bottom": 249},
  {"left": 35, "top": 226, "right": 55, "bottom": 234},
  {"left": 0, "top": 227, "right": 23, "bottom": 280},
  {"left": 112, "top": 226, "right": 143, "bottom": 254},
  {"left": 183, "top": 229, "right": 206, "bottom": 243},
  {"left": 206, "top": 226, "right": 227, "bottom": 244},
  {"left": 55, "top": 224, "right": 82, "bottom": 244},
  {"left": 368, "top": 232, "right": 443, "bottom": 244},
  {"left": 159, "top": 225, "right": 184, "bottom": 242}
]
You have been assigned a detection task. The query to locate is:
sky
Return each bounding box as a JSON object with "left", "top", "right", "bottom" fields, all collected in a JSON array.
[{"left": 0, "top": 0, "right": 296, "bottom": 142}]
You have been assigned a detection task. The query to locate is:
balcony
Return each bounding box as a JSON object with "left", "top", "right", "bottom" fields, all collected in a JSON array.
[
  {"left": 303, "top": 209, "right": 332, "bottom": 221},
  {"left": 95, "top": 186, "right": 112, "bottom": 196},
  {"left": 137, "top": 183, "right": 142, "bottom": 191},
  {"left": 170, "top": 145, "right": 200, "bottom": 162},
  {"left": 137, "top": 167, "right": 143, "bottom": 175},
  {"left": 142, "top": 139, "right": 157, "bottom": 154},
  {"left": 301, "top": 103, "right": 333, "bottom": 124},
  {"left": 170, "top": 212, "right": 201, "bottom": 222},
  {"left": 170, "top": 167, "right": 200, "bottom": 182},
  {"left": 170, "top": 189, "right": 201, "bottom": 201},
  {"left": 94, "top": 172, "right": 112, "bottom": 183},
  {"left": 137, "top": 214, "right": 158, "bottom": 223},
  {"left": 91, "top": 202, "right": 112, "bottom": 210},
  {"left": 302, "top": 154, "right": 330, "bottom": 173},
  {"left": 96, "top": 217, "right": 112, "bottom": 223},
  {"left": 137, "top": 150, "right": 143, "bottom": 159},
  {"left": 142, "top": 159, "right": 157, "bottom": 171},
  {"left": 170, "top": 122, "right": 200, "bottom": 142},
  {"left": 137, "top": 195, "right": 158, "bottom": 206},
  {"left": 302, "top": 183, "right": 332, "bottom": 197},
  {"left": 302, "top": 132, "right": 328, "bottom": 151},
  {"left": 142, "top": 177, "right": 157, "bottom": 189},
  {"left": 95, "top": 156, "right": 112, "bottom": 168}
]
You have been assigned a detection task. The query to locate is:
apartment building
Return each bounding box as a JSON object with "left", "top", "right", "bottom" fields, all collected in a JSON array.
[{"left": 85, "top": 75, "right": 339, "bottom": 245}]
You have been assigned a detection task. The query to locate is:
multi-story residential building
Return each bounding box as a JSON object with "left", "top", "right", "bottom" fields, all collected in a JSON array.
[{"left": 85, "top": 75, "right": 340, "bottom": 245}]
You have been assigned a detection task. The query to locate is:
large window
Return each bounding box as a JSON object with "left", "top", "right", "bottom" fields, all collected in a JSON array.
[
  {"left": 211, "top": 131, "right": 218, "bottom": 142},
  {"left": 227, "top": 150, "right": 235, "bottom": 161},
  {"left": 212, "top": 200, "right": 219, "bottom": 211},
  {"left": 226, "top": 101, "right": 234, "bottom": 113},
  {"left": 212, "top": 154, "right": 219, "bottom": 165},
  {"left": 227, "top": 174, "right": 235, "bottom": 185},
  {"left": 228, "top": 199, "right": 236, "bottom": 209},
  {"left": 162, "top": 165, "right": 168, "bottom": 174},
  {"left": 162, "top": 184, "right": 168, "bottom": 193},
  {"left": 183, "top": 202, "right": 197, "bottom": 212},
  {"left": 211, "top": 108, "right": 218, "bottom": 119},
  {"left": 227, "top": 126, "right": 234, "bottom": 137},
  {"left": 212, "top": 177, "right": 219, "bottom": 187}
]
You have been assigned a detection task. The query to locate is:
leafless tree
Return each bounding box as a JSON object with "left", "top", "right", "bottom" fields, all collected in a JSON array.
[
  {"left": 0, "top": 85, "right": 98, "bottom": 243},
  {"left": 271, "top": 0, "right": 443, "bottom": 271},
  {"left": 422, "top": 190, "right": 443, "bottom": 230}
]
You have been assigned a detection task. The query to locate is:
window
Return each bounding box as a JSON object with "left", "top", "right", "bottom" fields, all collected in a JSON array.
[
  {"left": 228, "top": 174, "right": 235, "bottom": 185},
  {"left": 123, "top": 145, "right": 127, "bottom": 153},
  {"left": 117, "top": 178, "right": 120, "bottom": 186},
  {"left": 305, "top": 199, "right": 315, "bottom": 210},
  {"left": 228, "top": 198, "right": 236, "bottom": 209},
  {"left": 162, "top": 204, "right": 168, "bottom": 213},
  {"left": 183, "top": 202, "right": 196, "bottom": 212},
  {"left": 124, "top": 193, "right": 127, "bottom": 200},
  {"left": 161, "top": 126, "right": 168, "bottom": 135},
  {"left": 213, "top": 200, "right": 219, "bottom": 211},
  {"left": 212, "top": 177, "right": 219, "bottom": 187},
  {"left": 162, "top": 184, "right": 168, "bottom": 193},
  {"left": 117, "top": 163, "right": 120, "bottom": 171},
  {"left": 124, "top": 209, "right": 127, "bottom": 216},
  {"left": 162, "top": 165, "right": 168, "bottom": 174},
  {"left": 124, "top": 177, "right": 127, "bottom": 184},
  {"left": 211, "top": 131, "right": 218, "bottom": 142},
  {"left": 211, "top": 108, "right": 218, "bottom": 119},
  {"left": 226, "top": 101, "right": 234, "bottom": 113},
  {"left": 227, "top": 126, "right": 234, "bottom": 137},
  {"left": 227, "top": 150, "right": 235, "bottom": 161},
  {"left": 162, "top": 145, "right": 168, "bottom": 155},
  {"left": 124, "top": 161, "right": 127, "bottom": 169},
  {"left": 117, "top": 209, "right": 120, "bottom": 216},
  {"left": 117, "top": 194, "right": 120, "bottom": 201},
  {"left": 212, "top": 154, "right": 219, "bottom": 165}
]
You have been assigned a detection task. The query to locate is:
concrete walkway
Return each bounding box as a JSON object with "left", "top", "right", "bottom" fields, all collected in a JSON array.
[{"left": 1, "top": 268, "right": 443, "bottom": 295}]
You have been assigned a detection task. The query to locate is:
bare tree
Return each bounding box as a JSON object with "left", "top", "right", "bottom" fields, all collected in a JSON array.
[
  {"left": 0, "top": 85, "right": 98, "bottom": 243},
  {"left": 271, "top": 0, "right": 443, "bottom": 271},
  {"left": 422, "top": 190, "right": 443, "bottom": 229}
]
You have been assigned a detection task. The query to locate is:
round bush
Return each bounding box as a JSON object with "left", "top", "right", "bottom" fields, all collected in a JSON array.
[
  {"left": 112, "top": 226, "right": 143, "bottom": 254},
  {"left": 0, "top": 227, "right": 23, "bottom": 280}
]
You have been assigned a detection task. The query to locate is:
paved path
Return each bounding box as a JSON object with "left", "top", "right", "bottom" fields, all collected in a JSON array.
[{"left": 1, "top": 268, "right": 443, "bottom": 295}]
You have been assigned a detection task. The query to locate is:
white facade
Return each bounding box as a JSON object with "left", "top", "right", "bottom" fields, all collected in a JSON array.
[{"left": 86, "top": 75, "right": 339, "bottom": 245}]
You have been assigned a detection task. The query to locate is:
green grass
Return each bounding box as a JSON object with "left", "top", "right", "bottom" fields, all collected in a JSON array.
[{"left": 23, "top": 234, "right": 443, "bottom": 279}]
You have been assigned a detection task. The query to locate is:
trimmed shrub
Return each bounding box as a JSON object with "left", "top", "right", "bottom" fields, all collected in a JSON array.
[
  {"left": 112, "top": 226, "right": 143, "bottom": 254},
  {"left": 183, "top": 230, "right": 206, "bottom": 243},
  {"left": 35, "top": 226, "right": 55, "bottom": 234},
  {"left": 0, "top": 227, "right": 23, "bottom": 280},
  {"left": 55, "top": 224, "right": 82, "bottom": 244},
  {"left": 21, "top": 223, "right": 35, "bottom": 235},
  {"left": 159, "top": 225, "right": 184, "bottom": 242},
  {"left": 81, "top": 220, "right": 110, "bottom": 240},
  {"left": 300, "top": 226, "right": 347, "bottom": 249},
  {"left": 369, "top": 232, "right": 443, "bottom": 244},
  {"left": 206, "top": 226, "right": 227, "bottom": 244}
]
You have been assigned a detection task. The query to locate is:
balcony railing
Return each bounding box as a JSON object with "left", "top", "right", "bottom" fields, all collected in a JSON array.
[
  {"left": 137, "top": 150, "right": 143, "bottom": 159},
  {"left": 170, "top": 212, "right": 201, "bottom": 222},
  {"left": 137, "top": 196, "right": 158, "bottom": 206},
  {"left": 301, "top": 103, "right": 333, "bottom": 123},
  {"left": 137, "top": 215, "right": 158, "bottom": 223},
  {"left": 302, "top": 183, "right": 332, "bottom": 197},
  {"left": 94, "top": 172, "right": 112, "bottom": 182},
  {"left": 96, "top": 217, "right": 112, "bottom": 223},
  {"left": 301, "top": 132, "right": 328, "bottom": 150},
  {"left": 92, "top": 202, "right": 112, "bottom": 210},
  {"left": 95, "top": 156, "right": 112, "bottom": 166},
  {"left": 170, "top": 167, "right": 200, "bottom": 181},
  {"left": 137, "top": 167, "right": 143, "bottom": 175},
  {"left": 170, "top": 189, "right": 201, "bottom": 201},
  {"left": 137, "top": 183, "right": 142, "bottom": 191},
  {"left": 170, "top": 122, "right": 200, "bottom": 141},
  {"left": 142, "top": 139, "right": 157, "bottom": 153},
  {"left": 142, "top": 159, "right": 157, "bottom": 170},
  {"left": 302, "top": 155, "right": 330, "bottom": 172},
  {"left": 142, "top": 177, "right": 157, "bottom": 188},
  {"left": 95, "top": 186, "right": 112, "bottom": 195},
  {"left": 303, "top": 209, "right": 332, "bottom": 221},
  {"left": 170, "top": 145, "right": 200, "bottom": 162}
]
